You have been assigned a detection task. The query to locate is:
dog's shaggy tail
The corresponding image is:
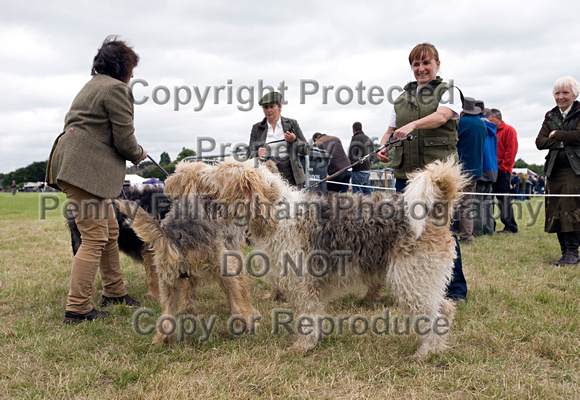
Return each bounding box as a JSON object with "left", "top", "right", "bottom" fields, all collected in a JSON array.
[
  {"left": 115, "top": 200, "right": 180, "bottom": 265},
  {"left": 403, "top": 157, "right": 469, "bottom": 238}
]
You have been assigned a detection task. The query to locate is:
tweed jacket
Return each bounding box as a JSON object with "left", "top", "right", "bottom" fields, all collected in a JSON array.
[
  {"left": 536, "top": 100, "right": 580, "bottom": 177},
  {"left": 47, "top": 74, "right": 144, "bottom": 198},
  {"left": 247, "top": 116, "right": 310, "bottom": 185}
]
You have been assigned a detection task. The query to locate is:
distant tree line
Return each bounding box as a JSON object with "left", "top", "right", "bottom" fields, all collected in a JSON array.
[
  {"left": 136, "top": 148, "right": 196, "bottom": 180},
  {"left": 0, "top": 148, "right": 197, "bottom": 190},
  {"left": 0, "top": 161, "right": 47, "bottom": 190},
  {"left": 0, "top": 148, "right": 543, "bottom": 190},
  {"left": 514, "top": 159, "right": 544, "bottom": 176}
]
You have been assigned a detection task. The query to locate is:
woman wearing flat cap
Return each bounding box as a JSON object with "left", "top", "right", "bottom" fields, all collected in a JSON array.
[
  {"left": 248, "top": 91, "right": 310, "bottom": 187},
  {"left": 536, "top": 76, "right": 580, "bottom": 265},
  {"left": 47, "top": 36, "right": 146, "bottom": 323}
]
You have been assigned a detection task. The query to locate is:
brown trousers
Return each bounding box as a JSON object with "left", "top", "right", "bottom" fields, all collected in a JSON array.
[{"left": 59, "top": 182, "right": 127, "bottom": 313}]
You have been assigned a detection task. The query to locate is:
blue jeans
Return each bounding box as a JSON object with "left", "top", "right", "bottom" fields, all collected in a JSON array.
[
  {"left": 395, "top": 178, "right": 467, "bottom": 300},
  {"left": 351, "top": 171, "right": 371, "bottom": 195}
]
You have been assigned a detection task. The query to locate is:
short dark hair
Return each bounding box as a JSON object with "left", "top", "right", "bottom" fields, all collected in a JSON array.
[
  {"left": 312, "top": 132, "right": 323, "bottom": 141},
  {"left": 352, "top": 122, "right": 362, "bottom": 132},
  {"left": 91, "top": 35, "right": 139, "bottom": 82}
]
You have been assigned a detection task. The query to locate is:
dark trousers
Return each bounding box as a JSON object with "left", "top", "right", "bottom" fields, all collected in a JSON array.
[
  {"left": 271, "top": 157, "right": 297, "bottom": 187},
  {"left": 327, "top": 170, "right": 352, "bottom": 193},
  {"left": 492, "top": 171, "right": 518, "bottom": 233},
  {"left": 473, "top": 180, "right": 495, "bottom": 237},
  {"left": 395, "top": 179, "right": 467, "bottom": 300}
]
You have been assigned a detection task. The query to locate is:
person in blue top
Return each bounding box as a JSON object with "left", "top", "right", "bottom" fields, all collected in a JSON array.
[
  {"left": 536, "top": 176, "right": 545, "bottom": 194},
  {"left": 454, "top": 97, "right": 487, "bottom": 244},
  {"left": 510, "top": 174, "right": 520, "bottom": 194},
  {"left": 473, "top": 100, "right": 498, "bottom": 237}
]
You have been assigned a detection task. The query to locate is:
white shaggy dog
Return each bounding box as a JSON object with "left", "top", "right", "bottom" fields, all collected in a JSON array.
[{"left": 186, "top": 157, "right": 467, "bottom": 359}]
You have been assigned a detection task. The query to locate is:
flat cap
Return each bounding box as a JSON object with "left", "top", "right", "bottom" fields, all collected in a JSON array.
[{"left": 259, "top": 91, "right": 283, "bottom": 106}]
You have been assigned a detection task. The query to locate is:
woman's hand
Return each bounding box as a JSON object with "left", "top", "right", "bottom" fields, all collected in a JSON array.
[
  {"left": 284, "top": 130, "right": 296, "bottom": 143},
  {"left": 378, "top": 127, "right": 395, "bottom": 162},
  {"left": 392, "top": 122, "right": 417, "bottom": 139},
  {"left": 258, "top": 146, "right": 266, "bottom": 157},
  {"left": 549, "top": 130, "right": 557, "bottom": 139},
  {"left": 134, "top": 149, "right": 147, "bottom": 165},
  {"left": 377, "top": 148, "right": 390, "bottom": 163}
]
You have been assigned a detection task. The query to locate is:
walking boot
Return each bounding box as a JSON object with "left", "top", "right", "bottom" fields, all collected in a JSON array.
[
  {"left": 63, "top": 308, "right": 110, "bottom": 324},
  {"left": 554, "top": 232, "right": 567, "bottom": 265},
  {"left": 561, "top": 231, "right": 580, "bottom": 265},
  {"left": 101, "top": 294, "right": 141, "bottom": 307}
]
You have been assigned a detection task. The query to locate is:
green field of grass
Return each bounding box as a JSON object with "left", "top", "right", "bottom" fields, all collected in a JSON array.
[{"left": 0, "top": 192, "right": 578, "bottom": 399}]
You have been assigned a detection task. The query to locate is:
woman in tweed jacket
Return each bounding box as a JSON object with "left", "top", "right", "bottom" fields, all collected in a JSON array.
[{"left": 47, "top": 36, "right": 147, "bottom": 323}]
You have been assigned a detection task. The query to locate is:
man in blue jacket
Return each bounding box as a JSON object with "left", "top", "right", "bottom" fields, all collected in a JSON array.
[
  {"left": 473, "top": 100, "right": 498, "bottom": 237},
  {"left": 455, "top": 97, "right": 487, "bottom": 244}
]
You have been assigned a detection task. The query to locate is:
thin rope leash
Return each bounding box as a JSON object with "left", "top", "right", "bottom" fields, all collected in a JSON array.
[
  {"left": 147, "top": 155, "right": 170, "bottom": 178},
  {"left": 302, "top": 132, "right": 415, "bottom": 192}
]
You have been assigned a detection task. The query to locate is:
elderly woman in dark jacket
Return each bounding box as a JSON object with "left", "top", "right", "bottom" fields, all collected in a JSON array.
[
  {"left": 47, "top": 36, "right": 147, "bottom": 323},
  {"left": 536, "top": 76, "right": 580, "bottom": 265}
]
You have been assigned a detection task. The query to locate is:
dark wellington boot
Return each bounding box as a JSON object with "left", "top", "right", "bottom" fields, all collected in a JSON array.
[
  {"left": 554, "top": 232, "right": 567, "bottom": 265},
  {"left": 561, "top": 231, "right": 580, "bottom": 265}
]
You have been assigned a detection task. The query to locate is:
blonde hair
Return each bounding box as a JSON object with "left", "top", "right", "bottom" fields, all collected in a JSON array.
[{"left": 553, "top": 76, "right": 579, "bottom": 97}]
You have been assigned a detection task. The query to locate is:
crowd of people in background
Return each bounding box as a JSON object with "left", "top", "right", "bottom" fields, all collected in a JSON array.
[{"left": 451, "top": 75, "right": 580, "bottom": 266}]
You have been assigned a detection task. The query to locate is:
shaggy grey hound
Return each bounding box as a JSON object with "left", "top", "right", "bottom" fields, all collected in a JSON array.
[
  {"left": 185, "top": 157, "right": 467, "bottom": 359},
  {"left": 116, "top": 161, "right": 259, "bottom": 344}
]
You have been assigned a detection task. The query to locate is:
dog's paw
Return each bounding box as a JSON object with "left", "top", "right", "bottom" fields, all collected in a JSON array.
[
  {"left": 152, "top": 317, "right": 178, "bottom": 344},
  {"left": 247, "top": 312, "right": 261, "bottom": 333},
  {"left": 152, "top": 332, "right": 177, "bottom": 344},
  {"left": 178, "top": 306, "right": 198, "bottom": 316},
  {"left": 409, "top": 349, "right": 430, "bottom": 362},
  {"left": 439, "top": 299, "right": 456, "bottom": 322},
  {"left": 262, "top": 288, "right": 286, "bottom": 302},
  {"left": 359, "top": 284, "right": 383, "bottom": 301},
  {"left": 288, "top": 337, "right": 317, "bottom": 353},
  {"left": 146, "top": 290, "right": 160, "bottom": 300},
  {"left": 411, "top": 337, "right": 448, "bottom": 361}
]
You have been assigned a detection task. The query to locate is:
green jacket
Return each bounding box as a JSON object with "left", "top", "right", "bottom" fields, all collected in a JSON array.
[
  {"left": 391, "top": 77, "right": 459, "bottom": 179},
  {"left": 46, "top": 74, "right": 144, "bottom": 198},
  {"left": 248, "top": 116, "right": 310, "bottom": 185},
  {"left": 536, "top": 100, "right": 580, "bottom": 177}
]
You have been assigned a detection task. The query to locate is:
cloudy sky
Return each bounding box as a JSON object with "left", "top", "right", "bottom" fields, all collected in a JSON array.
[{"left": 2, "top": 0, "right": 579, "bottom": 175}]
